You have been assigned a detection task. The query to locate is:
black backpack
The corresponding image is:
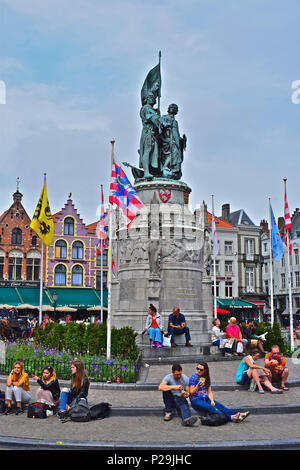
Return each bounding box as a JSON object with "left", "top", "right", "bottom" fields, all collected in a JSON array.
[
  {"left": 90, "top": 402, "right": 111, "bottom": 420},
  {"left": 0, "top": 391, "right": 5, "bottom": 413},
  {"left": 200, "top": 412, "right": 228, "bottom": 426},
  {"left": 69, "top": 398, "right": 91, "bottom": 422},
  {"left": 27, "top": 402, "right": 48, "bottom": 419}
]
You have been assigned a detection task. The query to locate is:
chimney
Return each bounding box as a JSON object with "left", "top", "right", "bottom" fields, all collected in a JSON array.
[
  {"left": 222, "top": 204, "right": 230, "bottom": 221},
  {"left": 260, "top": 219, "right": 268, "bottom": 233}
]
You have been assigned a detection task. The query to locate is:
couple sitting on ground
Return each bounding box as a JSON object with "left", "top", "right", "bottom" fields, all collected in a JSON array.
[
  {"left": 159, "top": 362, "right": 250, "bottom": 426},
  {"left": 144, "top": 305, "right": 193, "bottom": 348}
]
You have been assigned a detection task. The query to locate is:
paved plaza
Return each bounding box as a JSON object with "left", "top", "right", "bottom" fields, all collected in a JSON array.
[{"left": 0, "top": 356, "right": 300, "bottom": 450}]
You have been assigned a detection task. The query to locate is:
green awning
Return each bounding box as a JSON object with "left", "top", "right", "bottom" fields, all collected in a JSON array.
[
  {"left": 47, "top": 288, "right": 108, "bottom": 309},
  {"left": 217, "top": 298, "right": 257, "bottom": 310},
  {"left": 0, "top": 287, "right": 22, "bottom": 306},
  {"left": 17, "top": 288, "right": 52, "bottom": 307}
]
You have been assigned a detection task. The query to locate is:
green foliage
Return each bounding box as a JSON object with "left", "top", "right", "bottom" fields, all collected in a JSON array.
[
  {"left": 34, "top": 322, "right": 139, "bottom": 361},
  {"left": 255, "top": 322, "right": 286, "bottom": 354}
]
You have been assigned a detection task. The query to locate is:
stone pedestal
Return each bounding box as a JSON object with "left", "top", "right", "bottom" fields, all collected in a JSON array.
[{"left": 110, "top": 179, "right": 211, "bottom": 346}]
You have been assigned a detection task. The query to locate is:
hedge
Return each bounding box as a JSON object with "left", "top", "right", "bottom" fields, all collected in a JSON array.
[{"left": 34, "top": 322, "right": 139, "bottom": 361}]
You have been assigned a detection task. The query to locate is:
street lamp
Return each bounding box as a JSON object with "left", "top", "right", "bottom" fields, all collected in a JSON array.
[{"left": 53, "top": 291, "right": 58, "bottom": 322}]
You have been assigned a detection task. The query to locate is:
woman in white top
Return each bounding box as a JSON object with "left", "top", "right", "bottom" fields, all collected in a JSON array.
[{"left": 211, "top": 319, "right": 224, "bottom": 347}]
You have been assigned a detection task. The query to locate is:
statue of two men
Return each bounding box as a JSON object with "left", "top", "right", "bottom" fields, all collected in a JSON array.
[{"left": 138, "top": 94, "right": 186, "bottom": 180}]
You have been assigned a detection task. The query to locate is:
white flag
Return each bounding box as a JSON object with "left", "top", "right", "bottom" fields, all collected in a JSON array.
[{"left": 211, "top": 213, "right": 218, "bottom": 256}]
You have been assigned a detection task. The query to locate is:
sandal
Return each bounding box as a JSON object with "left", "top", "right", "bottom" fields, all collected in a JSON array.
[
  {"left": 271, "top": 389, "right": 283, "bottom": 394},
  {"left": 281, "top": 386, "right": 289, "bottom": 391},
  {"left": 258, "top": 389, "right": 265, "bottom": 394},
  {"left": 237, "top": 411, "right": 250, "bottom": 422}
]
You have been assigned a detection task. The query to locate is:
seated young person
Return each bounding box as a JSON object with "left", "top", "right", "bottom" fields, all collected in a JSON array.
[
  {"left": 58, "top": 360, "right": 89, "bottom": 421},
  {"left": 5, "top": 361, "right": 31, "bottom": 415},
  {"left": 33, "top": 365, "right": 61, "bottom": 412}
]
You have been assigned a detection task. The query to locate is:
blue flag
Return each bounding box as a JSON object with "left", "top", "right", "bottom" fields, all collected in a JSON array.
[{"left": 270, "top": 205, "right": 284, "bottom": 261}]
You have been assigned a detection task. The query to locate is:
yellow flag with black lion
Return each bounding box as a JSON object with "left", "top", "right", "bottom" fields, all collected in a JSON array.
[{"left": 30, "top": 176, "right": 55, "bottom": 246}]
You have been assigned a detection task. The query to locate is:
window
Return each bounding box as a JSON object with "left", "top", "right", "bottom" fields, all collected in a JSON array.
[
  {"left": 31, "top": 236, "right": 37, "bottom": 246},
  {"left": 264, "top": 262, "right": 268, "bottom": 274},
  {"left": 245, "top": 239, "right": 254, "bottom": 255},
  {"left": 72, "top": 241, "right": 83, "bottom": 259},
  {"left": 96, "top": 270, "right": 108, "bottom": 290},
  {"left": 225, "top": 281, "right": 233, "bottom": 298},
  {"left": 224, "top": 241, "right": 233, "bottom": 254},
  {"left": 9, "top": 257, "right": 22, "bottom": 280},
  {"left": 27, "top": 258, "right": 40, "bottom": 281},
  {"left": 0, "top": 257, "right": 4, "bottom": 280},
  {"left": 245, "top": 266, "right": 254, "bottom": 292},
  {"left": 263, "top": 242, "right": 268, "bottom": 253},
  {"left": 264, "top": 280, "right": 269, "bottom": 294},
  {"left": 281, "top": 256, "right": 285, "bottom": 268},
  {"left": 54, "top": 265, "right": 66, "bottom": 286},
  {"left": 96, "top": 249, "right": 108, "bottom": 267},
  {"left": 281, "top": 273, "right": 286, "bottom": 289},
  {"left": 296, "top": 272, "right": 300, "bottom": 288},
  {"left": 214, "top": 260, "right": 220, "bottom": 275},
  {"left": 225, "top": 261, "right": 233, "bottom": 273},
  {"left": 72, "top": 265, "right": 83, "bottom": 286},
  {"left": 64, "top": 217, "right": 74, "bottom": 235},
  {"left": 12, "top": 228, "right": 22, "bottom": 245},
  {"left": 55, "top": 240, "right": 67, "bottom": 259},
  {"left": 295, "top": 249, "right": 299, "bottom": 265},
  {"left": 212, "top": 281, "right": 220, "bottom": 297}
]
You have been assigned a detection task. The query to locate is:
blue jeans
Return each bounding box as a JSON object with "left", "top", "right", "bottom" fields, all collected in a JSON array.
[
  {"left": 190, "top": 395, "right": 236, "bottom": 422},
  {"left": 168, "top": 326, "right": 191, "bottom": 344},
  {"left": 148, "top": 327, "right": 162, "bottom": 344},
  {"left": 59, "top": 391, "right": 88, "bottom": 412},
  {"left": 162, "top": 391, "right": 191, "bottom": 422}
]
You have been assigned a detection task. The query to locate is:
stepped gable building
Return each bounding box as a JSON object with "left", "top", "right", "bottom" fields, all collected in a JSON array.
[
  {"left": 0, "top": 184, "right": 45, "bottom": 307},
  {"left": 45, "top": 196, "right": 107, "bottom": 312}
]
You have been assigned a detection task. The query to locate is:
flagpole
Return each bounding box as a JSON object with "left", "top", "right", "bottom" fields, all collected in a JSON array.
[
  {"left": 39, "top": 241, "right": 44, "bottom": 325},
  {"left": 158, "top": 50, "right": 161, "bottom": 113},
  {"left": 268, "top": 198, "right": 274, "bottom": 327},
  {"left": 100, "top": 184, "right": 104, "bottom": 324},
  {"left": 107, "top": 139, "right": 115, "bottom": 360},
  {"left": 284, "top": 177, "right": 294, "bottom": 351},
  {"left": 212, "top": 195, "right": 217, "bottom": 319}
]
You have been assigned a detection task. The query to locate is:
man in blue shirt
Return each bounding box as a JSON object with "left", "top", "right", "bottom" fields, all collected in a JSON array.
[{"left": 168, "top": 307, "right": 193, "bottom": 347}]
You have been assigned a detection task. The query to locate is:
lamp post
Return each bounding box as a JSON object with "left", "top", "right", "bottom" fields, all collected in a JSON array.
[
  {"left": 53, "top": 291, "right": 58, "bottom": 322},
  {"left": 232, "top": 297, "right": 235, "bottom": 320}
]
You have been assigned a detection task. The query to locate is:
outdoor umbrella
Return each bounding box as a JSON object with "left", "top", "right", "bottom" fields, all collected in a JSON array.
[
  {"left": 17, "top": 304, "right": 37, "bottom": 310},
  {"left": 87, "top": 306, "right": 108, "bottom": 311},
  {"left": 55, "top": 306, "right": 77, "bottom": 312},
  {"left": 213, "top": 308, "right": 231, "bottom": 314}
]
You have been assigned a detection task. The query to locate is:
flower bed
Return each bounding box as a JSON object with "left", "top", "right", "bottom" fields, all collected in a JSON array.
[{"left": 0, "top": 341, "right": 141, "bottom": 383}]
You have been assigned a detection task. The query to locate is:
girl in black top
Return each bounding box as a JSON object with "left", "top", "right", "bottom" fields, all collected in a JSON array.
[
  {"left": 33, "top": 366, "right": 60, "bottom": 409},
  {"left": 58, "top": 360, "right": 89, "bottom": 420}
]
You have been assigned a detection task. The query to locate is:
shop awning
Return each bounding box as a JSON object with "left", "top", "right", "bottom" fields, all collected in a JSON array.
[
  {"left": 0, "top": 287, "right": 24, "bottom": 307},
  {"left": 47, "top": 288, "right": 108, "bottom": 309},
  {"left": 217, "top": 298, "right": 258, "bottom": 309}
]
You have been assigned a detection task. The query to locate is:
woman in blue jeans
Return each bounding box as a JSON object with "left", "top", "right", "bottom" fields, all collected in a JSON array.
[
  {"left": 58, "top": 360, "right": 90, "bottom": 421},
  {"left": 188, "top": 362, "right": 250, "bottom": 423}
]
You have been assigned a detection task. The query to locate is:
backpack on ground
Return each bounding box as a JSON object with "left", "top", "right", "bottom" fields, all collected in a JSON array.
[
  {"left": 90, "top": 402, "right": 111, "bottom": 420},
  {"left": 0, "top": 391, "right": 5, "bottom": 413},
  {"left": 69, "top": 398, "right": 91, "bottom": 422},
  {"left": 27, "top": 402, "right": 48, "bottom": 419},
  {"left": 200, "top": 412, "right": 228, "bottom": 426}
]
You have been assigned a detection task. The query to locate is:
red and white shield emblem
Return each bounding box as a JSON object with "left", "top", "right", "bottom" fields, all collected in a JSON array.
[{"left": 158, "top": 188, "right": 171, "bottom": 203}]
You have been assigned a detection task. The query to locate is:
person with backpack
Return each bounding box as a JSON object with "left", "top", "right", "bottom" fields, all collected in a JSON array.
[
  {"left": 5, "top": 361, "right": 31, "bottom": 415},
  {"left": 188, "top": 361, "right": 250, "bottom": 423},
  {"left": 58, "top": 360, "right": 89, "bottom": 422},
  {"left": 32, "top": 365, "right": 61, "bottom": 412}
]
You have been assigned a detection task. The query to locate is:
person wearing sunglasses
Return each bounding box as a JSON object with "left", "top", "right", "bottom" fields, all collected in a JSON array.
[
  {"left": 188, "top": 362, "right": 250, "bottom": 423},
  {"left": 264, "top": 345, "right": 289, "bottom": 391}
]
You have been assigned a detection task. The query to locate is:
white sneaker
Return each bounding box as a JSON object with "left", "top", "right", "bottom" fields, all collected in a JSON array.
[{"left": 164, "top": 412, "right": 173, "bottom": 421}]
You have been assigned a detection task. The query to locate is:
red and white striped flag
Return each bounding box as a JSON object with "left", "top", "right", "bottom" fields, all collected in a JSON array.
[
  {"left": 284, "top": 190, "right": 292, "bottom": 254},
  {"left": 96, "top": 186, "right": 108, "bottom": 255}
]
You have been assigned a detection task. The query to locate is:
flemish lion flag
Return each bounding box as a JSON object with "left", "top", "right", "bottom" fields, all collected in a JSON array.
[{"left": 30, "top": 177, "right": 55, "bottom": 246}]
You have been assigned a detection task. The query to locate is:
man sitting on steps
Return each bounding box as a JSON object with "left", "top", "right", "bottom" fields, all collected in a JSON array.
[{"left": 168, "top": 307, "right": 193, "bottom": 347}]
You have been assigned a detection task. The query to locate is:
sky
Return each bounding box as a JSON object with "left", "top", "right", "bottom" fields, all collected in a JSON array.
[{"left": 1, "top": 0, "right": 300, "bottom": 226}]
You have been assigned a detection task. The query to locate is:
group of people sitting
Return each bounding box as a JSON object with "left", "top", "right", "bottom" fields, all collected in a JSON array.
[
  {"left": 159, "top": 346, "right": 289, "bottom": 426},
  {"left": 144, "top": 304, "right": 193, "bottom": 348},
  {"left": 2, "top": 359, "right": 89, "bottom": 422},
  {"left": 212, "top": 316, "right": 266, "bottom": 356}
]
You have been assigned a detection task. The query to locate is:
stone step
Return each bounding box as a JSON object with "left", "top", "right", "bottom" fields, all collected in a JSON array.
[{"left": 140, "top": 343, "right": 211, "bottom": 362}]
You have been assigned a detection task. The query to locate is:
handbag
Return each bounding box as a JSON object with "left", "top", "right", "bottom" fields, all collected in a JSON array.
[
  {"left": 27, "top": 402, "right": 48, "bottom": 419},
  {"left": 163, "top": 335, "right": 171, "bottom": 347},
  {"left": 236, "top": 342, "right": 244, "bottom": 354},
  {"left": 90, "top": 402, "right": 111, "bottom": 420},
  {"left": 69, "top": 398, "right": 91, "bottom": 422},
  {"left": 0, "top": 391, "right": 5, "bottom": 413},
  {"left": 200, "top": 413, "right": 228, "bottom": 426},
  {"left": 224, "top": 339, "right": 234, "bottom": 349}
]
